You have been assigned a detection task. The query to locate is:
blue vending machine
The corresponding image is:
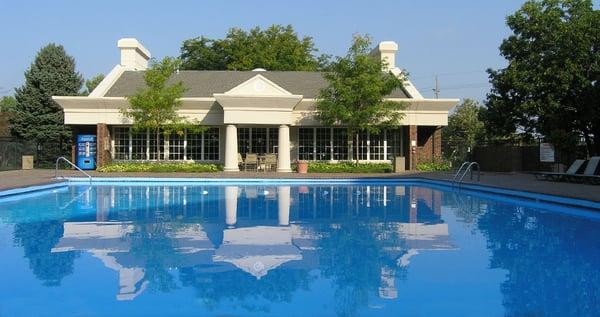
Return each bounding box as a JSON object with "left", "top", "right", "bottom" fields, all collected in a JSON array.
[{"left": 76, "top": 134, "right": 97, "bottom": 170}]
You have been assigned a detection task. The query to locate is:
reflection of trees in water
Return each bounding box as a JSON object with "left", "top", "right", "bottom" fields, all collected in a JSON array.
[
  {"left": 179, "top": 267, "right": 313, "bottom": 313},
  {"left": 13, "top": 220, "right": 79, "bottom": 286},
  {"left": 477, "top": 203, "right": 600, "bottom": 316},
  {"left": 317, "top": 221, "right": 407, "bottom": 317}
]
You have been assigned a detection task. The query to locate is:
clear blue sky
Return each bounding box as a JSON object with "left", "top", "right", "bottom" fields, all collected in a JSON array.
[{"left": 0, "top": 0, "right": 585, "bottom": 101}]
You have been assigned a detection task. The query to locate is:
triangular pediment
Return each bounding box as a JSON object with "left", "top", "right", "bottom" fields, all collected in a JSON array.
[{"left": 224, "top": 74, "right": 292, "bottom": 96}]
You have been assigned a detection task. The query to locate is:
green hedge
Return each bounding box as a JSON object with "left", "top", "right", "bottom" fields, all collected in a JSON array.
[
  {"left": 416, "top": 161, "right": 451, "bottom": 171},
  {"left": 97, "top": 162, "right": 222, "bottom": 173},
  {"left": 306, "top": 161, "right": 392, "bottom": 173}
]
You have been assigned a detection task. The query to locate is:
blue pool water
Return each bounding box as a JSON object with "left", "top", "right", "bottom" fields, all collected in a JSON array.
[{"left": 0, "top": 181, "right": 598, "bottom": 317}]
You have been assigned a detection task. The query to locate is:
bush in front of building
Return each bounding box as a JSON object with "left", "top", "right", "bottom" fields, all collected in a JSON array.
[
  {"left": 416, "top": 161, "right": 451, "bottom": 172},
  {"left": 97, "top": 162, "right": 222, "bottom": 173},
  {"left": 305, "top": 161, "right": 392, "bottom": 173}
]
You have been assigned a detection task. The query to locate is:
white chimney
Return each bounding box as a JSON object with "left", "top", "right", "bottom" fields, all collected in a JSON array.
[
  {"left": 372, "top": 41, "right": 398, "bottom": 72},
  {"left": 117, "top": 38, "right": 151, "bottom": 70}
]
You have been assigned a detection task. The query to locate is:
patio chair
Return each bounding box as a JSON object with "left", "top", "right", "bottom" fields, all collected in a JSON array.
[
  {"left": 244, "top": 153, "right": 258, "bottom": 172},
  {"left": 264, "top": 153, "right": 277, "bottom": 172},
  {"left": 533, "top": 159, "right": 586, "bottom": 181},
  {"left": 568, "top": 156, "right": 600, "bottom": 184}
]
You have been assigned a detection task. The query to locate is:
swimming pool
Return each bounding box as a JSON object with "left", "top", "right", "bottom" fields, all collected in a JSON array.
[{"left": 0, "top": 180, "right": 598, "bottom": 316}]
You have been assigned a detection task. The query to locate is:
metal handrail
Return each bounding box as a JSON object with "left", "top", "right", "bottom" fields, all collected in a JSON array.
[
  {"left": 55, "top": 157, "right": 92, "bottom": 183},
  {"left": 452, "top": 161, "right": 471, "bottom": 183},
  {"left": 456, "top": 162, "right": 480, "bottom": 185}
]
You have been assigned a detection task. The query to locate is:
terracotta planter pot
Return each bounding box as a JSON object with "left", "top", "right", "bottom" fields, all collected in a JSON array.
[{"left": 297, "top": 161, "right": 308, "bottom": 174}]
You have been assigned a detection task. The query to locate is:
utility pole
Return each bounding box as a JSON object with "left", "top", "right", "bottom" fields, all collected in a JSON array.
[{"left": 433, "top": 75, "right": 440, "bottom": 99}]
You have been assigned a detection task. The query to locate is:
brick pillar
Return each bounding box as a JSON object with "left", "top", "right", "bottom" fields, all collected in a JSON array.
[
  {"left": 96, "top": 123, "right": 111, "bottom": 168},
  {"left": 433, "top": 126, "right": 442, "bottom": 162},
  {"left": 409, "top": 125, "right": 418, "bottom": 170}
]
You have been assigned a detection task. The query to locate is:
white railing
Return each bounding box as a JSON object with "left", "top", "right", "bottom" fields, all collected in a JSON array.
[
  {"left": 55, "top": 157, "right": 92, "bottom": 183},
  {"left": 453, "top": 161, "right": 481, "bottom": 185}
]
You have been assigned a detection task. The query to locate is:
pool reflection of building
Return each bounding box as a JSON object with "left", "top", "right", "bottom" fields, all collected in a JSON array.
[{"left": 51, "top": 185, "right": 454, "bottom": 301}]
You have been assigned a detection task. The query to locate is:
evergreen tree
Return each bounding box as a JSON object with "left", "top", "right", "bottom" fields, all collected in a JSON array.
[
  {"left": 10, "top": 44, "right": 83, "bottom": 143},
  {"left": 84, "top": 74, "right": 105, "bottom": 95}
]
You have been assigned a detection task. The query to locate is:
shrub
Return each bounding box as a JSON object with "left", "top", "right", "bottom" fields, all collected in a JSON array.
[
  {"left": 97, "top": 162, "right": 222, "bottom": 173},
  {"left": 306, "top": 161, "right": 392, "bottom": 173},
  {"left": 416, "top": 161, "right": 451, "bottom": 171}
]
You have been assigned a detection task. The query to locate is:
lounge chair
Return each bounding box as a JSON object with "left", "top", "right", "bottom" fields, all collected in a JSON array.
[
  {"left": 238, "top": 153, "right": 244, "bottom": 170},
  {"left": 568, "top": 156, "right": 600, "bottom": 184},
  {"left": 534, "top": 159, "right": 586, "bottom": 181}
]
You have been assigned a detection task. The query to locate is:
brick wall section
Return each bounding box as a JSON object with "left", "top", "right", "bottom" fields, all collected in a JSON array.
[
  {"left": 96, "top": 123, "right": 111, "bottom": 168},
  {"left": 416, "top": 126, "right": 442, "bottom": 164},
  {"left": 409, "top": 125, "right": 417, "bottom": 170}
]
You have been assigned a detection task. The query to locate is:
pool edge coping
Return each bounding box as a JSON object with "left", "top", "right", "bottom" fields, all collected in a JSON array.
[{"left": 1, "top": 176, "right": 598, "bottom": 211}]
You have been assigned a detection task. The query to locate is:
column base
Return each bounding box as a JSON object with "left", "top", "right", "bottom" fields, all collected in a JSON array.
[
  {"left": 276, "top": 168, "right": 293, "bottom": 173},
  {"left": 223, "top": 166, "right": 240, "bottom": 172}
]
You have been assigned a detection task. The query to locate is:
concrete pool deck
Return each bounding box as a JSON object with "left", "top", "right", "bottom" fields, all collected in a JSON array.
[{"left": 1, "top": 169, "right": 599, "bottom": 203}]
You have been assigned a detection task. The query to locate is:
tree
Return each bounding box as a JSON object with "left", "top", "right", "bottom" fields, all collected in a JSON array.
[
  {"left": 0, "top": 96, "right": 16, "bottom": 112},
  {"left": 442, "top": 99, "right": 485, "bottom": 163},
  {"left": 121, "top": 57, "right": 199, "bottom": 160},
  {"left": 482, "top": 0, "right": 600, "bottom": 155},
  {"left": 9, "top": 44, "right": 83, "bottom": 143},
  {"left": 84, "top": 74, "right": 104, "bottom": 95},
  {"left": 315, "top": 34, "right": 406, "bottom": 164},
  {"left": 180, "top": 24, "right": 329, "bottom": 71}
]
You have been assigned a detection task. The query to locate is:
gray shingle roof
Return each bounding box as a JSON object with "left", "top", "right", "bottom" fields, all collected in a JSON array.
[{"left": 104, "top": 70, "right": 410, "bottom": 98}]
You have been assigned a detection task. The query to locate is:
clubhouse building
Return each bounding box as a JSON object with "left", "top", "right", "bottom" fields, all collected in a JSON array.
[{"left": 53, "top": 38, "right": 458, "bottom": 171}]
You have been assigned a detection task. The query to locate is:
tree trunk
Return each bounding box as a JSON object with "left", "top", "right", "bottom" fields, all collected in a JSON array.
[{"left": 156, "top": 128, "right": 161, "bottom": 161}]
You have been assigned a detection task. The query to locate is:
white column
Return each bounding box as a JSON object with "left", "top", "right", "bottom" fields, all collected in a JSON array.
[
  {"left": 278, "top": 186, "right": 291, "bottom": 226},
  {"left": 225, "top": 186, "right": 238, "bottom": 227},
  {"left": 223, "top": 124, "right": 239, "bottom": 172},
  {"left": 277, "top": 125, "right": 292, "bottom": 172}
]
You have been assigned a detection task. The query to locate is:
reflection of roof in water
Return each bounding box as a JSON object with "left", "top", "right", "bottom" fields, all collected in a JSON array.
[
  {"left": 51, "top": 220, "right": 454, "bottom": 300},
  {"left": 213, "top": 226, "right": 302, "bottom": 279}
]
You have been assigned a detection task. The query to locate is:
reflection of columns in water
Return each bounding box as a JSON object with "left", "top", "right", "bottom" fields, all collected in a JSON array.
[
  {"left": 409, "top": 187, "right": 417, "bottom": 223},
  {"left": 277, "top": 186, "right": 291, "bottom": 226},
  {"left": 378, "top": 267, "right": 398, "bottom": 299},
  {"left": 225, "top": 186, "right": 239, "bottom": 226}
]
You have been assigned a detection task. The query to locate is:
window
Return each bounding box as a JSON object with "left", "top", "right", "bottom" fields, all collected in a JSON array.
[
  {"left": 168, "top": 133, "right": 185, "bottom": 160},
  {"left": 387, "top": 128, "right": 403, "bottom": 160},
  {"left": 238, "top": 128, "right": 250, "bottom": 154},
  {"left": 352, "top": 131, "right": 369, "bottom": 161},
  {"left": 315, "top": 128, "right": 331, "bottom": 161},
  {"left": 112, "top": 126, "right": 219, "bottom": 162},
  {"left": 268, "top": 128, "right": 278, "bottom": 153},
  {"left": 332, "top": 128, "right": 349, "bottom": 160},
  {"left": 203, "top": 128, "right": 220, "bottom": 161},
  {"left": 131, "top": 129, "right": 147, "bottom": 160},
  {"left": 113, "top": 127, "right": 129, "bottom": 160},
  {"left": 251, "top": 128, "right": 267, "bottom": 154},
  {"left": 187, "top": 132, "right": 202, "bottom": 161},
  {"left": 298, "top": 128, "right": 314, "bottom": 161},
  {"left": 370, "top": 132, "right": 385, "bottom": 161}
]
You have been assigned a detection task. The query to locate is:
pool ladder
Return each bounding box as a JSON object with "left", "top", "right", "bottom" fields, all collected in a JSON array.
[
  {"left": 55, "top": 156, "right": 92, "bottom": 183},
  {"left": 452, "top": 161, "right": 480, "bottom": 186}
]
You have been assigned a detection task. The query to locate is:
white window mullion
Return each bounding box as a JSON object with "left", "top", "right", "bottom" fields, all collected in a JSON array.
[
  {"left": 383, "top": 130, "right": 388, "bottom": 161},
  {"left": 313, "top": 128, "right": 316, "bottom": 161},
  {"left": 330, "top": 127, "right": 334, "bottom": 162},
  {"left": 366, "top": 132, "right": 370, "bottom": 162}
]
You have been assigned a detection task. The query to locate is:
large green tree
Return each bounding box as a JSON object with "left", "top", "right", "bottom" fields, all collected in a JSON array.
[
  {"left": 443, "top": 99, "right": 485, "bottom": 163},
  {"left": 0, "top": 96, "right": 16, "bottom": 112},
  {"left": 121, "top": 57, "right": 199, "bottom": 160},
  {"left": 10, "top": 44, "right": 83, "bottom": 143},
  {"left": 316, "top": 35, "right": 406, "bottom": 164},
  {"left": 84, "top": 74, "right": 105, "bottom": 95},
  {"left": 180, "top": 24, "right": 329, "bottom": 71},
  {"left": 482, "top": 0, "right": 600, "bottom": 154}
]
